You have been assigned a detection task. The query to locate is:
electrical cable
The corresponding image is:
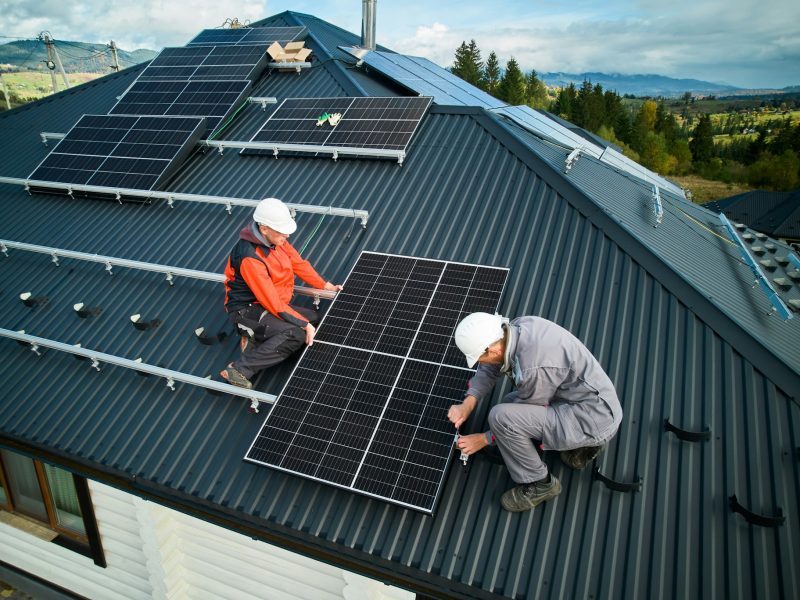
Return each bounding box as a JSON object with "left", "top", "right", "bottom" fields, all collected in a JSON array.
[{"left": 299, "top": 214, "right": 327, "bottom": 254}]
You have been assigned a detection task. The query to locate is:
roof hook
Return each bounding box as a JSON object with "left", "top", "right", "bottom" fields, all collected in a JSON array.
[{"left": 564, "top": 148, "right": 581, "bottom": 173}]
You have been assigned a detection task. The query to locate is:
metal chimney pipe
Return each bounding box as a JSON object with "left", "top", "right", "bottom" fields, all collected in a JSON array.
[{"left": 361, "top": 0, "right": 377, "bottom": 50}]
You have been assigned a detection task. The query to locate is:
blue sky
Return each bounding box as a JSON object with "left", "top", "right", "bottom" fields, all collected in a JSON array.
[{"left": 1, "top": 0, "right": 798, "bottom": 88}]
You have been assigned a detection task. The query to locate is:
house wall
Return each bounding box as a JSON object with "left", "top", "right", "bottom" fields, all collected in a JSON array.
[{"left": 0, "top": 480, "right": 414, "bottom": 600}]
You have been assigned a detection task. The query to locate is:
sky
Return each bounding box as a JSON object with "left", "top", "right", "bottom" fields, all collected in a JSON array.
[{"left": 1, "top": 0, "right": 798, "bottom": 88}]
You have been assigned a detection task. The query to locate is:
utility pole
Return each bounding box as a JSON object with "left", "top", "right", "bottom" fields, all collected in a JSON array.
[
  {"left": 39, "top": 32, "right": 70, "bottom": 92},
  {"left": 109, "top": 40, "right": 120, "bottom": 72},
  {"left": 0, "top": 74, "right": 11, "bottom": 110}
]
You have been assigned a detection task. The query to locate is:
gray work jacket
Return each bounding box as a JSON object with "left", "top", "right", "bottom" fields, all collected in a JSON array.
[{"left": 468, "top": 317, "right": 623, "bottom": 450}]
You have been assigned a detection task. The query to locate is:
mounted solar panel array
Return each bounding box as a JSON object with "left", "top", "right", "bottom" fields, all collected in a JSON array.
[
  {"left": 245, "top": 252, "right": 508, "bottom": 513},
  {"left": 109, "top": 80, "right": 252, "bottom": 131},
  {"left": 247, "top": 96, "right": 432, "bottom": 161},
  {"left": 187, "top": 26, "right": 307, "bottom": 46},
  {"left": 27, "top": 115, "right": 206, "bottom": 192},
  {"left": 345, "top": 48, "right": 503, "bottom": 109},
  {"left": 137, "top": 45, "right": 267, "bottom": 82}
]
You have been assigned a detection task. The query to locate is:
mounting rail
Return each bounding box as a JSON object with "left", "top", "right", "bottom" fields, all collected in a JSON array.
[
  {"left": 0, "top": 239, "right": 337, "bottom": 305},
  {"left": 719, "top": 213, "right": 792, "bottom": 320},
  {"left": 0, "top": 328, "right": 276, "bottom": 410},
  {"left": 0, "top": 176, "right": 369, "bottom": 228}
]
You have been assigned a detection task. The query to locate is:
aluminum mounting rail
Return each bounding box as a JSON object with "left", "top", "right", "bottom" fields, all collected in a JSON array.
[
  {"left": 0, "top": 176, "right": 369, "bottom": 227},
  {"left": 719, "top": 213, "right": 792, "bottom": 320},
  {"left": 0, "top": 239, "right": 338, "bottom": 305},
  {"left": 207, "top": 139, "right": 406, "bottom": 165},
  {"left": 0, "top": 328, "right": 276, "bottom": 411}
]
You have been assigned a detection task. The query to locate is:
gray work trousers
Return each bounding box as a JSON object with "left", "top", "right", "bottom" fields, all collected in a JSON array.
[
  {"left": 229, "top": 305, "right": 319, "bottom": 379},
  {"left": 488, "top": 402, "right": 550, "bottom": 484}
]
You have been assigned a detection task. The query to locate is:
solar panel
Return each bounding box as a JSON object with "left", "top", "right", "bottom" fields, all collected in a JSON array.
[
  {"left": 187, "top": 26, "right": 307, "bottom": 46},
  {"left": 347, "top": 49, "right": 505, "bottom": 109},
  {"left": 109, "top": 79, "right": 252, "bottom": 133},
  {"left": 28, "top": 115, "right": 206, "bottom": 192},
  {"left": 249, "top": 96, "right": 432, "bottom": 153},
  {"left": 138, "top": 45, "right": 267, "bottom": 81},
  {"left": 245, "top": 252, "right": 508, "bottom": 513}
]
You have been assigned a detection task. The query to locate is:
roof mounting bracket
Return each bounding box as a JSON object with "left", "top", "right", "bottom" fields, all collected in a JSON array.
[
  {"left": 664, "top": 418, "right": 711, "bottom": 442},
  {"left": 165, "top": 272, "right": 174, "bottom": 286},
  {"left": 729, "top": 495, "right": 785, "bottom": 527},
  {"left": 50, "top": 252, "right": 59, "bottom": 266},
  {"left": 115, "top": 191, "right": 122, "bottom": 204},
  {"left": 248, "top": 96, "right": 278, "bottom": 110},
  {"left": 166, "top": 377, "right": 176, "bottom": 391},
  {"left": 167, "top": 196, "right": 175, "bottom": 208},
  {"left": 104, "top": 261, "right": 113, "bottom": 275},
  {"left": 651, "top": 185, "right": 664, "bottom": 227},
  {"left": 216, "top": 145, "right": 224, "bottom": 155},
  {"left": 331, "top": 149, "right": 338, "bottom": 162},
  {"left": 23, "top": 181, "right": 31, "bottom": 195},
  {"left": 592, "top": 465, "right": 642, "bottom": 492},
  {"left": 719, "top": 213, "right": 792, "bottom": 320},
  {"left": 564, "top": 148, "right": 581, "bottom": 173},
  {"left": 66, "top": 186, "right": 74, "bottom": 198},
  {"left": 0, "top": 242, "right": 7, "bottom": 257},
  {"left": 40, "top": 132, "right": 49, "bottom": 145},
  {"left": 29, "top": 342, "right": 41, "bottom": 356},
  {"left": 225, "top": 201, "right": 232, "bottom": 215},
  {"left": 91, "top": 357, "right": 101, "bottom": 372}
]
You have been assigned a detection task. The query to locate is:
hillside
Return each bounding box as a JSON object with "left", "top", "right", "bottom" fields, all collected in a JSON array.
[
  {"left": 540, "top": 71, "right": 740, "bottom": 97},
  {"left": 0, "top": 39, "right": 157, "bottom": 73}
]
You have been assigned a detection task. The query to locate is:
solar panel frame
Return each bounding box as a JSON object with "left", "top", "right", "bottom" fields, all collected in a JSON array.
[
  {"left": 187, "top": 26, "right": 307, "bottom": 46},
  {"left": 27, "top": 114, "right": 206, "bottom": 192},
  {"left": 245, "top": 251, "right": 509, "bottom": 513},
  {"left": 248, "top": 96, "right": 433, "bottom": 154}
]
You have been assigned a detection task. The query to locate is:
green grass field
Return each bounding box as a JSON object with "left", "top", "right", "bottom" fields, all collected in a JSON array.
[{"left": 1, "top": 70, "right": 105, "bottom": 103}]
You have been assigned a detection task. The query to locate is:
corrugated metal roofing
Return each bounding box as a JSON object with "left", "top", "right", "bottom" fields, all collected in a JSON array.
[
  {"left": 1, "top": 11, "right": 799, "bottom": 600},
  {"left": 705, "top": 189, "right": 800, "bottom": 241}
]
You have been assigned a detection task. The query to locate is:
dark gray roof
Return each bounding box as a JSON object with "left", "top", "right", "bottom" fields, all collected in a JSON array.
[
  {"left": 1, "top": 12, "right": 799, "bottom": 600},
  {"left": 705, "top": 189, "right": 800, "bottom": 241}
]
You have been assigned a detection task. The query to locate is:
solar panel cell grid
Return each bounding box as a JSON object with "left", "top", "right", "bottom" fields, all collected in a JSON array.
[{"left": 245, "top": 252, "right": 507, "bottom": 513}]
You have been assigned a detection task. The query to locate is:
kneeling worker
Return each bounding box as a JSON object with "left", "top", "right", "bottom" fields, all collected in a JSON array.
[
  {"left": 220, "top": 198, "right": 342, "bottom": 389},
  {"left": 449, "top": 313, "right": 623, "bottom": 512}
]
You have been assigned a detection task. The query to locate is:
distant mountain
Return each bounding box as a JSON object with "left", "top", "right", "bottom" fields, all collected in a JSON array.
[
  {"left": 539, "top": 72, "right": 740, "bottom": 98},
  {"left": 0, "top": 39, "right": 157, "bottom": 73}
]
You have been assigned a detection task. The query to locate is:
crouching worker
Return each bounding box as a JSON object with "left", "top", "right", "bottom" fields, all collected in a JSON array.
[
  {"left": 220, "top": 197, "right": 342, "bottom": 389},
  {"left": 448, "top": 313, "right": 623, "bottom": 512}
]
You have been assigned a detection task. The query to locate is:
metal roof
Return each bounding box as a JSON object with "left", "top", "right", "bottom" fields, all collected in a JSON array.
[
  {"left": 1, "top": 12, "right": 798, "bottom": 600},
  {"left": 705, "top": 189, "right": 800, "bottom": 241}
]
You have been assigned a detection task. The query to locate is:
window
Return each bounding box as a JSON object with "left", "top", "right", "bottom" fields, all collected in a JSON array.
[{"left": 0, "top": 449, "right": 105, "bottom": 567}]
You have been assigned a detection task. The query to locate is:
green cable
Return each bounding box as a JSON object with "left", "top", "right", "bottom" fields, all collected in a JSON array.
[
  {"left": 299, "top": 214, "right": 327, "bottom": 254},
  {"left": 207, "top": 98, "right": 250, "bottom": 140}
]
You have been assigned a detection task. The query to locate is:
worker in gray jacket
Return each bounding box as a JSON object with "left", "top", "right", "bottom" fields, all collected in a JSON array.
[{"left": 449, "top": 313, "right": 623, "bottom": 512}]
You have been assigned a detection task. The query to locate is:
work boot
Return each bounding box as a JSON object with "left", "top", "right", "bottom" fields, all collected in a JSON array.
[
  {"left": 220, "top": 363, "right": 253, "bottom": 389},
  {"left": 501, "top": 474, "right": 561, "bottom": 512},
  {"left": 560, "top": 445, "right": 604, "bottom": 470}
]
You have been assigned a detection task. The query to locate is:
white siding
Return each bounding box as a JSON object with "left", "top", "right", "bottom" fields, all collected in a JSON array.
[{"left": 1, "top": 480, "right": 413, "bottom": 600}]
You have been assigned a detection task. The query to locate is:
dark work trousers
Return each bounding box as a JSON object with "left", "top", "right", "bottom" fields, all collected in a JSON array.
[{"left": 229, "top": 304, "right": 320, "bottom": 379}]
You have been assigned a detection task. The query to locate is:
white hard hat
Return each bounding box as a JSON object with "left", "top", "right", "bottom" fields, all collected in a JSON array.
[
  {"left": 454, "top": 312, "right": 506, "bottom": 368},
  {"left": 253, "top": 197, "right": 297, "bottom": 235}
]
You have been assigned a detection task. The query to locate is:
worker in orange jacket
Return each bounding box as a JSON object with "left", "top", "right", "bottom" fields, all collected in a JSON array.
[{"left": 220, "top": 198, "right": 341, "bottom": 389}]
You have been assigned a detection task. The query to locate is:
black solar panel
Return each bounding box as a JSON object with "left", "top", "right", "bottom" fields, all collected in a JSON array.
[
  {"left": 28, "top": 115, "right": 206, "bottom": 191},
  {"left": 138, "top": 45, "right": 267, "bottom": 81},
  {"left": 249, "top": 96, "right": 433, "bottom": 152},
  {"left": 110, "top": 80, "right": 252, "bottom": 133},
  {"left": 245, "top": 252, "right": 508, "bottom": 513},
  {"left": 187, "top": 26, "right": 307, "bottom": 46}
]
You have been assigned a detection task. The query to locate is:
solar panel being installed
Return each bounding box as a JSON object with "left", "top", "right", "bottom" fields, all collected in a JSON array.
[
  {"left": 187, "top": 26, "right": 307, "bottom": 47},
  {"left": 109, "top": 79, "right": 252, "bottom": 133},
  {"left": 249, "top": 96, "right": 432, "bottom": 153},
  {"left": 138, "top": 45, "right": 267, "bottom": 81},
  {"left": 245, "top": 251, "right": 508, "bottom": 513},
  {"left": 28, "top": 114, "right": 206, "bottom": 192}
]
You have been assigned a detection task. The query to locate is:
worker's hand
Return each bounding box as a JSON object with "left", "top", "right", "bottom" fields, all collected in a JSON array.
[
  {"left": 456, "top": 433, "right": 488, "bottom": 456},
  {"left": 304, "top": 322, "right": 316, "bottom": 346},
  {"left": 448, "top": 396, "right": 476, "bottom": 429},
  {"left": 324, "top": 281, "right": 343, "bottom": 292}
]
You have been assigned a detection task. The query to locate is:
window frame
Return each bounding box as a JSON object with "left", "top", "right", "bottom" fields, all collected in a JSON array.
[{"left": 0, "top": 451, "right": 106, "bottom": 567}]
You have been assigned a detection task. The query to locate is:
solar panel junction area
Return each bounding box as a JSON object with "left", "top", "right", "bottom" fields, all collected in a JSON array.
[
  {"left": 28, "top": 115, "right": 206, "bottom": 192},
  {"left": 187, "top": 26, "right": 307, "bottom": 46},
  {"left": 245, "top": 252, "right": 508, "bottom": 513},
  {"left": 247, "top": 96, "right": 432, "bottom": 161}
]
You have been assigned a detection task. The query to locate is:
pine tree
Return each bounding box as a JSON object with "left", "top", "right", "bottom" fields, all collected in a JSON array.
[
  {"left": 497, "top": 57, "right": 527, "bottom": 105},
  {"left": 525, "top": 69, "right": 549, "bottom": 109},
  {"left": 552, "top": 84, "right": 577, "bottom": 121},
  {"left": 451, "top": 40, "right": 483, "bottom": 87},
  {"left": 483, "top": 51, "right": 500, "bottom": 95},
  {"left": 689, "top": 113, "right": 715, "bottom": 164}
]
